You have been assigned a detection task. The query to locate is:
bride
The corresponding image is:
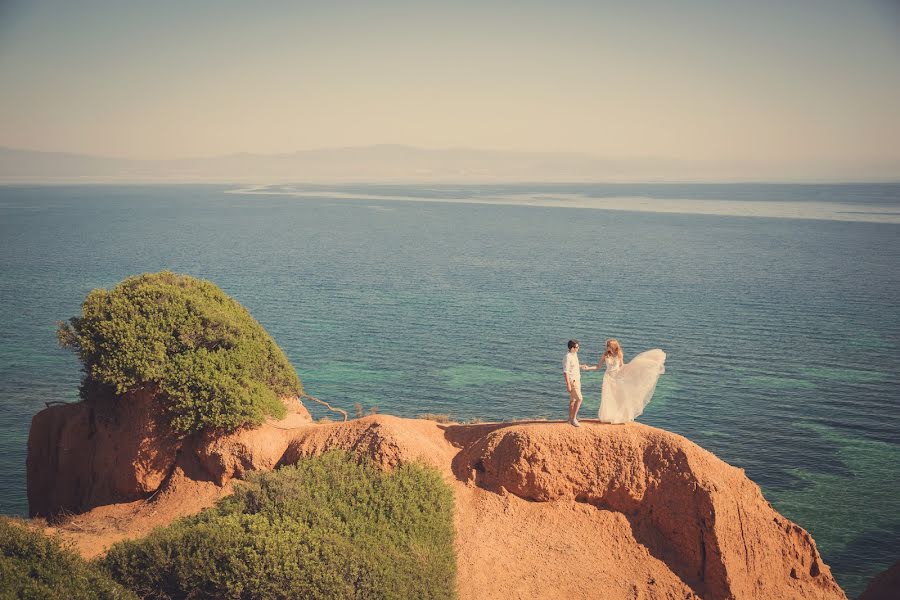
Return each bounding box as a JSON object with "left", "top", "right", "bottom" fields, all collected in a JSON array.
[{"left": 585, "top": 339, "right": 666, "bottom": 424}]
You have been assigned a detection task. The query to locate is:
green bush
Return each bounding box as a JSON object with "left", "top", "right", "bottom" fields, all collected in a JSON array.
[
  {"left": 100, "top": 451, "right": 457, "bottom": 599},
  {"left": 0, "top": 517, "right": 137, "bottom": 600},
  {"left": 57, "top": 271, "right": 301, "bottom": 434}
]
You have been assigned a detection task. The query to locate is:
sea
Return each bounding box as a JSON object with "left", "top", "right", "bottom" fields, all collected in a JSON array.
[{"left": 0, "top": 182, "right": 897, "bottom": 596}]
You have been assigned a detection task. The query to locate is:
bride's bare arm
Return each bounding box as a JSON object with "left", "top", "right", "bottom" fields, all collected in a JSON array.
[{"left": 582, "top": 356, "right": 603, "bottom": 371}]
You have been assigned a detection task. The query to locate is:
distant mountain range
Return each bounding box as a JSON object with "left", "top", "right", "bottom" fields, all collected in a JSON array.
[{"left": 0, "top": 145, "right": 896, "bottom": 183}]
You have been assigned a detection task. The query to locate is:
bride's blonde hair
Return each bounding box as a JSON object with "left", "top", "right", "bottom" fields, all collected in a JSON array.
[{"left": 603, "top": 338, "right": 624, "bottom": 362}]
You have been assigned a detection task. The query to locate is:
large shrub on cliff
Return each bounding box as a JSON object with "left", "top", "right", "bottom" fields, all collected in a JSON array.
[
  {"left": 57, "top": 271, "right": 301, "bottom": 434},
  {"left": 101, "top": 451, "right": 457, "bottom": 600},
  {"left": 0, "top": 518, "right": 137, "bottom": 600}
]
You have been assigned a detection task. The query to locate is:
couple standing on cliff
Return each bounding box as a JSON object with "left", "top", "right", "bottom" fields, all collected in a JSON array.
[{"left": 564, "top": 339, "right": 666, "bottom": 427}]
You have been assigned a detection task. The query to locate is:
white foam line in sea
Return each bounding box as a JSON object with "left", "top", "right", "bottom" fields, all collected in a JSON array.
[{"left": 225, "top": 186, "right": 900, "bottom": 224}]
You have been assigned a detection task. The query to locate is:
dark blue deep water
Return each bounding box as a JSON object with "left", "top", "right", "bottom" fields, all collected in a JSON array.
[{"left": 1, "top": 183, "right": 898, "bottom": 595}]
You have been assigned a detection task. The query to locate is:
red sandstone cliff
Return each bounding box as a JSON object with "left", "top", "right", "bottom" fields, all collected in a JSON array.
[
  {"left": 27, "top": 401, "right": 847, "bottom": 600},
  {"left": 26, "top": 392, "right": 312, "bottom": 517}
]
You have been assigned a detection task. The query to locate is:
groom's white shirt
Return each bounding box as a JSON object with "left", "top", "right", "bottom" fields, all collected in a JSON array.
[{"left": 563, "top": 352, "right": 580, "bottom": 385}]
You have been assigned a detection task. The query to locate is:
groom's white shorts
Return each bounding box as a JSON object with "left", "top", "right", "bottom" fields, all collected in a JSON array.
[{"left": 569, "top": 382, "right": 582, "bottom": 403}]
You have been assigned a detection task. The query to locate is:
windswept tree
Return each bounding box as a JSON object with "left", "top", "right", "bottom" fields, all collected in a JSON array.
[{"left": 58, "top": 271, "right": 301, "bottom": 434}]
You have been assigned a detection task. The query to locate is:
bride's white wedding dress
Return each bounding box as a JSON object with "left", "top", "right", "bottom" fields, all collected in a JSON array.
[{"left": 598, "top": 349, "right": 666, "bottom": 424}]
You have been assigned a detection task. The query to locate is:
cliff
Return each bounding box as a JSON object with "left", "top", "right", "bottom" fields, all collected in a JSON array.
[{"left": 27, "top": 401, "right": 847, "bottom": 600}]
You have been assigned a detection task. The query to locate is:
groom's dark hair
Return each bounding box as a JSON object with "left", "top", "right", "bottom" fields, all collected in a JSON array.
[{"left": 568, "top": 339, "right": 579, "bottom": 350}]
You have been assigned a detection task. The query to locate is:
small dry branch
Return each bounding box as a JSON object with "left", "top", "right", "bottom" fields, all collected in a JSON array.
[{"left": 300, "top": 392, "right": 348, "bottom": 422}]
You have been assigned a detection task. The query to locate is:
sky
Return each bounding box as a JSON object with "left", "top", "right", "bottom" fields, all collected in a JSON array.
[{"left": 0, "top": 0, "right": 899, "bottom": 178}]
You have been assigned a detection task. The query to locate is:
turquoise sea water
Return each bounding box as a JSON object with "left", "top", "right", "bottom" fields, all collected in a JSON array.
[{"left": 1, "top": 183, "right": 898, "bottom": 596}]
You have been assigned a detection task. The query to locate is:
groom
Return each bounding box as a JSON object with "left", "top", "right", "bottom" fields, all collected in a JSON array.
[{"left": 564, "top": 339, "right": 584, "bottom": 427}]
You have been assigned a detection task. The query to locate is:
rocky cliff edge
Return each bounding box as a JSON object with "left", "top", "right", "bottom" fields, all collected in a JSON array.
[{"left": 27, "top": 399, "right": 847, "bottom": 600}]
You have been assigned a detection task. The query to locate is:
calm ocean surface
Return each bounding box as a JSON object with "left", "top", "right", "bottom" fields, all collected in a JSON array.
[{"left": 1, "top": 183, "right": 898, "bottom": 595}]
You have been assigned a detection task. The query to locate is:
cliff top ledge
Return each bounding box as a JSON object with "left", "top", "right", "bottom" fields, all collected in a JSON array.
[{"left": 28, "top": 398, "right": 847, "bottom": 600}]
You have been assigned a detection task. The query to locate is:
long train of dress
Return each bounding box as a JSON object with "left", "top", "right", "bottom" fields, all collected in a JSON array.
[{"left": 598, "top": 349, "right": 666, "bottom": 424}]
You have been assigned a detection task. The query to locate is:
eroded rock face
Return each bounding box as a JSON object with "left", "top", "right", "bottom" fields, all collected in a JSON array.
[
  {"left": 279, "top": 414, "right": 455, "bottom": 471},
  {"left": 193, "top": 397, "right": 314, "bottom": 485},
  {"left": 27, "top": 388, "right": 180, "bottom": 517},
  {"left": 448, "top": 422, "right": 846, "bottom": 600},
  {"left": 26, "top": 392, "right": 311, "bottom": 517}
]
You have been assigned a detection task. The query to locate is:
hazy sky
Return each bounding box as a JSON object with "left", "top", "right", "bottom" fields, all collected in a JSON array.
[{"left": 1, "top": 0, "right": 899, "bottom": 170}]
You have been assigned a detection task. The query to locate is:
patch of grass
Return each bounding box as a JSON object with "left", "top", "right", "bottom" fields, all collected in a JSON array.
[
  {"left": 100, "top": 451, "right": 456, "bottom": 600},
  {"left": 417, "top": 414, "right": 456, "bottom": 424},
  {"left": 0, "top": 517, "right": 136, "bottom": 600}
]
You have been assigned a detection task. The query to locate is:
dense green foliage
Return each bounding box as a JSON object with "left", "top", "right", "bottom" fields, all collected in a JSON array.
[
  {"left": 0, "top": 517, "right": 137, "bottom": 600},
  {"left": 57, "top": 271, "right": 300, "bottom": 434},
  {"left": 101, "top": 451, "right": 457, "bottom": 600}
]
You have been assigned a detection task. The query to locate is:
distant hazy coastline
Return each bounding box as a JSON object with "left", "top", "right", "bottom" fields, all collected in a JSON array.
[
  {"left": 3, "top": 145, "right": 899, "bottom": 185},
  {"left": 230, "top": 184, "right": 900, "bottom": 223}
]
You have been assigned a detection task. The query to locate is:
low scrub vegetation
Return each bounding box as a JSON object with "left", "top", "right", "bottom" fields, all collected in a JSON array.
[
  {"left": 101, "top": 451, "right": 456, "bottom": 599},
  {"left": 0, "top": 517, "right": 136, "bottom": 599}
]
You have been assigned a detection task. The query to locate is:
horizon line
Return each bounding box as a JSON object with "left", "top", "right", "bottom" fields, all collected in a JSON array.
[
  {"left": 4, "top": 144, "right": 899, "bottom": 170},
  {"left": 2, "top": 177, "right": 899, "bottom": 186}
]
